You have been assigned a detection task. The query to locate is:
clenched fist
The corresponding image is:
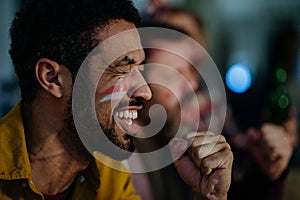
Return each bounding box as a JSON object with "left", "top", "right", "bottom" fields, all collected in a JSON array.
[
  {"left": 247, "top": 123, "right": 294, "bottom": 180},
  {"left": 169, "top": 132, "right": 233, "bottom": 200}
]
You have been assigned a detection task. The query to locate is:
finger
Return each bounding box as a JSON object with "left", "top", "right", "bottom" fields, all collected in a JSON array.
[
  {"left": 200, "top": 149, "right": 233, "bottom": 175},
  {"left": 189, "top": 134, "right": 226, "bottom": 149},
  {"left": 185, "top": 132, "right": 224, "bottom": 147},
  {"left": 189, "top": 141, "right": 231, "bottom": 160},
  {"left": 188, "top": 142, "right": 231, "bottom": 175},
  {"left": 261, "top": 124, "right": 284, "bottom": 142},
  {"left": 260, "top": 124, "right": 287, "bottom": 159},
  {"left": 266, "top": 136, "right": 291, "bottom": 161},
  {"left": 169, "top": 137, "right": 189, "bottom": 161},
  {"left": 185, "top": 131, "right": 215, "bottom": 140},
  {"left": 268, "top": 151, "right": 281, "bottom": 161}
]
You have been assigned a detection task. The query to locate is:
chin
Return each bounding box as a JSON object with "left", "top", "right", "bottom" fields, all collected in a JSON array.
[
  {"left": 121, "top": 135, "right": 135, "bottom": 152},
  {"left": 101, "top": 126, "right": 136, "bottom": 160}
]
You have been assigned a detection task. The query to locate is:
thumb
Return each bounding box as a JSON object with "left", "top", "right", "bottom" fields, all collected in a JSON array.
[
  {"left": 169, "top": 138, "right": 189, "bottom": 161},
  {"left": 169, "top": 138, "right": 202, "bottom": 188}
]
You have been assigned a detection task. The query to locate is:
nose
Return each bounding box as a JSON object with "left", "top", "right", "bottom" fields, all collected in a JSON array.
[
  {"left": 127, "top": 67, "right": 152, "bottom": 101},
  {"left": 131, "top": 84, "right": 152, "bottom": 101}
]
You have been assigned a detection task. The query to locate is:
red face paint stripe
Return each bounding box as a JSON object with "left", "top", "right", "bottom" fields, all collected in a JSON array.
[
  {"left": 98, "top": 85, "right": 127, "bottom": 97},
  {"left": 163, "top": 91, "right": 173, "bottom": 99}
]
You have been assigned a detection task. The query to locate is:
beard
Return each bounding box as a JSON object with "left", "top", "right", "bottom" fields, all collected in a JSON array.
[
  {"left": 95, "top": 117, "right": 135, "bottom": 160},
  {"left": 66, "top": 97, "right": 135, "bottom": 160},
  {"left": 101, "top": 118, "right": 135, "bottom": 153}
]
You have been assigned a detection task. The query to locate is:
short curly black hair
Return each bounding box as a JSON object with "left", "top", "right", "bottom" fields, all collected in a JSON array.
[{"left": 9, "top": 0, "right": 140, "bottom": 102}]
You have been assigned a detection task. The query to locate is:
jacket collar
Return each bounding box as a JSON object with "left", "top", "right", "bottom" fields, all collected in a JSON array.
[
  {"left": 0, "top": 101, "right": 101, "bottom": 191},
  {"left": 0, "top": 101, "right": 32, "bottom": 180}
]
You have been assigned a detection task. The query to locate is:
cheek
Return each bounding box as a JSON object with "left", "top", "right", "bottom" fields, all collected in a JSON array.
[
  {"left": 185, "top": 75, "right": 198, "bottom": 92},
  {"left": 96, "top": 75, "right": 127, "bottom": 103},
  {"left": 163, "top": 90, "right": 173, "bottom": 100},
  {"left": 95, "top": 77, "right": 128, "bottom": 129},
  {"left": 95, "top": 100, "right": 114, "bottom": 129},
  {"left": 168, "top": 83, "right": 185, "bottom": 102},
  {"left": 95, "top": 84, "right": 115, "bottom": 129},
  {"left": 151, "top": 86, "right": 177, "bottom": 106}
]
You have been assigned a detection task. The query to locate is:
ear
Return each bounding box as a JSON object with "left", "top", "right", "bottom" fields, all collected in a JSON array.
[{"left": 35, "top": 58, "right": 65, "bottom": 98}]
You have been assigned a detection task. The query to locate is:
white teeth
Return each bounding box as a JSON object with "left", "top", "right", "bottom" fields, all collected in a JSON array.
[
  {"left": 132, "top": 110, "right": 138, "bottom": 119},
  {"left": 124, "top": 110, "right": 129, "bottom": 118},
  {"left": 126, "top": 119, "right": 133, "bottom": 126},
  {"left": 116, "top": 110, "right": 138, "bottom": 119}
]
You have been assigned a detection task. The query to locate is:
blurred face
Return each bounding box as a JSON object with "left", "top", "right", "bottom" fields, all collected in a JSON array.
[
  {"left": 94, "top": 20, "right": 152, "bottom": 152},
  {"left": 145, "top": 39, "right": 199, "bottom": 122}
]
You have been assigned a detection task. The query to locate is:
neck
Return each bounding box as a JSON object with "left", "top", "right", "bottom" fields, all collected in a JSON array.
[{"left": 22, "top": 98, "right": 91, "bottom": 195}]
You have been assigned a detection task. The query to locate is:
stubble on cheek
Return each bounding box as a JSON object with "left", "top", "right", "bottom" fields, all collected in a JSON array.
[
  {"left": 95, "top": 100, "right": 114, "bottom": 130},
  {"left": 95, "top": 100, "right": 135, "bottom": 152}
]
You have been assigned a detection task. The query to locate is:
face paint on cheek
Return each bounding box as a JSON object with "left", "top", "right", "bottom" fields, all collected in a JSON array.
[
  {"left": 98, "top": 85, "right": 127, "bottom": 103},
  {"left": 163, "top": 91, "right": 173, "bottom": 100},
  {"left": 161, "top": 89, "right": 178, "bottom": 105},
  {"left": 96, "top": 85, "right": 128, "bottom": 131}
]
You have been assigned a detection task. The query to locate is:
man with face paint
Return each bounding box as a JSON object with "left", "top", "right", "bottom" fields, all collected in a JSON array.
[{"left": 0, "top": 0, "right": 233, "bottom": 200}]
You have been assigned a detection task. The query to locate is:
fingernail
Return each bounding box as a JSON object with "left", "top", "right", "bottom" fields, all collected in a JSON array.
[{"left": 171, "top": 138, "right": 188, "bottom": 152}]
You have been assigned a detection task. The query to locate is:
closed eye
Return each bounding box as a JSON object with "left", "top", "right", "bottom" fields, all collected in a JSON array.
[
  {"left": 108, "top": 56, "right": 145, "bottom": 75},
  {"left": 113, "top": 56, "right": 135, "bottom": 67}
]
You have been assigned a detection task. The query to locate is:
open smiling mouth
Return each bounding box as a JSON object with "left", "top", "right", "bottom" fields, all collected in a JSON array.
[
  {"left": 114, "top": 109, "right": 139, "bottom": 136},
  {"left": 97, "top": 85, "right": 145, "bottom": 136}
]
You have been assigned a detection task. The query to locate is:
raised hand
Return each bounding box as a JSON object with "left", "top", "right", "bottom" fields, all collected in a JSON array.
[
  {"left": 247, "top": 123, "right": 294, "bottom": 180},
  {"left": 169, "top": 132, "right": 233, "bottom": 200}
]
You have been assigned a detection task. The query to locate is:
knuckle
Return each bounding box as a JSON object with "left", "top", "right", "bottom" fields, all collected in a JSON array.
[
  {"left": 225, "top": 142, "right": 231, "bottom": 150},
  {"left": 196, "top": 146, "right": 207, "bottom": 159},
  {"left": 218, "top": 135, "right": 226, "bottom": 142},
  {"left": 227, "top": 149, "right": 234, "bottom": 161}
]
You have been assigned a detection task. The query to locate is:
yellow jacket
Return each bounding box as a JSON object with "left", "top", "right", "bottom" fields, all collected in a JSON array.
[{"left": 0, "top": 102, "right": 140, "bottom": 200}]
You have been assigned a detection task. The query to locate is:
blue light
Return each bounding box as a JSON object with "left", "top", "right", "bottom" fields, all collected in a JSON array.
[{"left": 225, "top": 64, "right": 252, "bottom": 93}]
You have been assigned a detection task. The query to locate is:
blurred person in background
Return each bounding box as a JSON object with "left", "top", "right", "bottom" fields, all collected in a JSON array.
[
  {"left": 131, "top": 16, "right": 227, "bottom": 200},
  {"left": 134, "top": 4, "right": 298, "bottom": 200},
  {"left": 158, "top": 6, "right": 298, "bottom": 200}
]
